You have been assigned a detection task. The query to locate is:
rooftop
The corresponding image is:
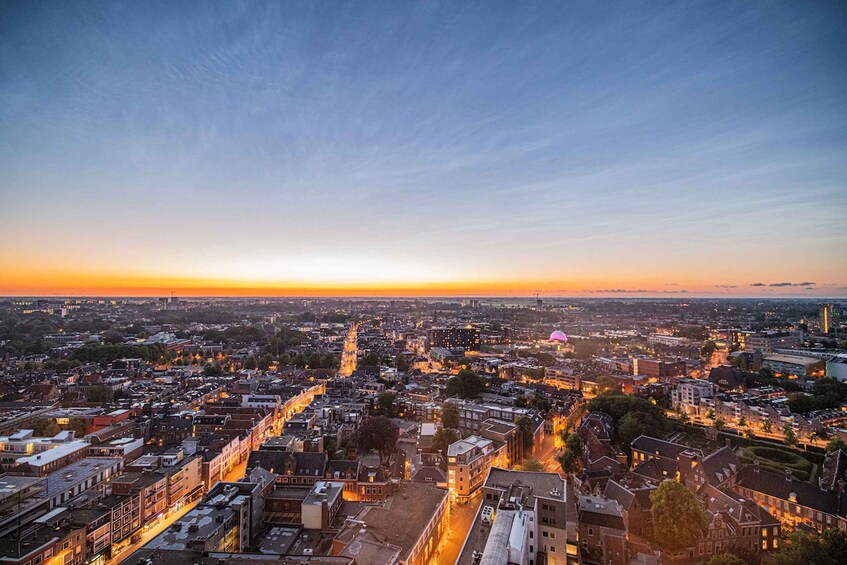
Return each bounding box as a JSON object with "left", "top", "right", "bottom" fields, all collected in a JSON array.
[{"left": 45, "top": 457, "right": 122, "bottom": 497}]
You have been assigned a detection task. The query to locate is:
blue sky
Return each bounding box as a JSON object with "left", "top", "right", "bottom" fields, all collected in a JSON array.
[{"left": 1, "top": 1, "right": 846, "bottom": 295}]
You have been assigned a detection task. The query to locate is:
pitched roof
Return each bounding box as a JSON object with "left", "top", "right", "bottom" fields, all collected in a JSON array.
[
  {"left": 632, "top": 457, "right": 676, "bottom": 481},
  {"left": 696, "top": 446, "right": 739, "bottom": 487},
  {"left": 630, "top": 435, "right": 702, "bottom": 460},
  {"left": 246, "top": 450, "right": 328, "bottom": 477},
  {"left": 737, "top": 467, "right": 844, "bottom": 516}
]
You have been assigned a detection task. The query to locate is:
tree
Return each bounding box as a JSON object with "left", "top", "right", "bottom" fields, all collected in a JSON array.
[
  {"left": 617, "top": 411, "right": 649, "bottom": 448},
  {"left": 515, "top": 415, "right": 535, "bottom": 455},
  {"left": 649, "top": 480, "right": 708, "bottom": 550},
  {"left": 442, "top": 402, "right": 459, "bottom": 429},
  {"left": 357, "top": 416, "right": 399, "bottom": 465},
  {"left": 705, "top": 408, "right": 715, "bottom": 421},
  {"left": 396, "top": 355, "right": 411, "bottom": 373},
  {"left": 714, "top": 418, "right": 726, "bottom": 432},
  {"left": 359, "top": 352, "right": 381, "bottom": 366},
  {"left": 587, "top": 391, "right": 669, "bottom": 448},
  {"left": 432, "top": 428, "right": 460, "bottom": 457},
  {"left": 324, "top": 437, "right": 338, "bottom": 458},
  {"left": 826, "top": 436, "right": 847, "bottom": 453},
  {"left": 761, "top": 419, "right": 772, "bottom": 433},
  {"left": 445, "top": 369, "right": 485, "bottom": 399},
  {"left": 377, "top": 392, "right": 396, "bottom": 418},
  {"left": 704, "top": 554, "right": 746, "bottom": 565},
  {"left": 31, "top": 418, "right": 60, "bottom": 437},
  {"left": 257, "top": 353, "right": 274, "bottom": 371},
  {"left": 737, "top": 416, "right": 747, "bottom": 428},
  {"left": 701, "top": 340, "right": 718, "bottom": 358},
  {"left": 595, "top": 376, "right": 619, "bottom": 394},
  {"left": 784, "top": 424, "right": 798, "bottom": 447},
  {"left": 770, "top": 529, "right": 847, "bottom": 565},
  {"left": 87, "top": 385, "right": 114, "bottom": 404},
  {"left": 522, "top": 459, "right": 544, "bottom": 472},
  {"left": 203, "top": 364, "right": 223, "bottom": 377},
  {"left": 558, "top": 450, "right": 579, "bottom": 474},
  {"left": 244, "top": 356, "right": 258, "bottom": 370},
  {"left": 68, "top": 418, "right": 88, "bottom": 438},
  {"left": 556, "top": 432, "right": 584, "bottom": 475}
]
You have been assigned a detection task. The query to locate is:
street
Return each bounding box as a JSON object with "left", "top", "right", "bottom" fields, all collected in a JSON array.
[
  {"left": 339, "top": 323, "right": 358, "bottom": 376},
  {"left": 438, "top": 493, "right": 482, "bottom": 565},
  {"left": 536, "top": 432, "right": 564, "bottom": 475}
]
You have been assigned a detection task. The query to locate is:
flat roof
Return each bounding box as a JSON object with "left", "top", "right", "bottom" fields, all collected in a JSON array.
[
  {"left": 17, "top": 440, "right": 91, "bottom": 468},
  {"left": 45, "top": 457, "right": 122, "bottom": 496}
]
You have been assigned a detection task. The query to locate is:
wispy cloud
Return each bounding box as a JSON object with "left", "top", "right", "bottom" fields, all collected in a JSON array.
[{"left": 767, "top": 282, "right": 816, "bottom": 287}]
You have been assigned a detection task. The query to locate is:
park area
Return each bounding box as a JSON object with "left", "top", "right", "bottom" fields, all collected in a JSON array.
[{"left": 739, "top": 445, "right": 815, "bottom": 481}]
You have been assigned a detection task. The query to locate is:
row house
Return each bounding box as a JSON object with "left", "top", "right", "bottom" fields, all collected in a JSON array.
[
  {"left": 111, "top": 471, "right": 167, "bottom": 526},
  {"left": 735, "top": 463, "right": 847, "bottom": 532},
  {"left": 182, "top": 434, "right": 243, "bottom": 488},
  {"left": 98, "top": 493, "right": 141, "bottom": 551}
]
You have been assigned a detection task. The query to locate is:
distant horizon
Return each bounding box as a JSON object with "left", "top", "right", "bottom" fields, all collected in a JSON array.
[{"left": 2, "top": 290, "right": 845, "bottom": 300}]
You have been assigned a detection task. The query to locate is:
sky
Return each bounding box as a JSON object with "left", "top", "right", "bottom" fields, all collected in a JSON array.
[{"left": 1, "top": 1, "right": 846, "bottom": 297}]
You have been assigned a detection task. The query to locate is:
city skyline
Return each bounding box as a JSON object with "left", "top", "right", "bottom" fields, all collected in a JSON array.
[{"left": 2, "top": 1, "right": 846, "bottom": 297}]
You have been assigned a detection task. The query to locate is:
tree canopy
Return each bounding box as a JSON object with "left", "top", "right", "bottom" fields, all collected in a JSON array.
[
  {"left": 445, "top": 369, "right": 486, "bottom": 399},
  {"left": 87, "top": 385, "right": 115, "bottom": 404},
  {"left": 31, "top": 418, "right": 60, "bottom": 437},
  {"left": 357, "top": 416, "right": 399, "bottom": 464},
  {"left": 376, "top": 392, "right": 396, "bottom": 418},
  {"left": 826, "top": 436, "right": 847, "bottom": 453},
  {"left": 703, "top": 554, "right": 746, "bottom": 565},
  {"left": 588, "top": 391, "right": 669, "bottom": 448},
  {"left": 442, "top": 402, "right": 459, "bottom": 429},
  {"left": 770, "top": 529, "right": 847, "bottom": 565},
  {"left": 649, "top": 480, "right": 708, "bottom": 550},
  {"left": 522, "top": 459, "right": 544, "bottom": 472}
]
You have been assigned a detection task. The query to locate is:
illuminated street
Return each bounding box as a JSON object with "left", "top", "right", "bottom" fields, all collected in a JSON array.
[
  {"left": 438, "top": 493, "right": 482, "bottom": 565},
  {"left": 535, "top": 432, "right": 564, "bottom": 476},
  {"left": 339, "top": 323, "right": 358, "bottom": 376}
]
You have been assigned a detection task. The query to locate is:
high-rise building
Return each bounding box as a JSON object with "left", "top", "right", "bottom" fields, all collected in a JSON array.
[
  {"left": 426, "top": 326, "right": 480, "bottom": 352},
  {"left": 820, "top": 303, "right": 832, "bottom": 333}
]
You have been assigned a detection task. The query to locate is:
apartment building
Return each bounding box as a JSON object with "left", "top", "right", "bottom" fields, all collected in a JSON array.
[{"left": 447, "top": 435, "right": 506, "bottom": 500}]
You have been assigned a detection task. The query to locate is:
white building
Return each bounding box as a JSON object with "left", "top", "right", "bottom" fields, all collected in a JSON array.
[{"left": 671, "top": 378, "right": 718, "bottom": 414}]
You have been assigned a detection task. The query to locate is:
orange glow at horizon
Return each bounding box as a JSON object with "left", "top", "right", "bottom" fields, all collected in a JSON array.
[{"left": 1, "top": 268, "right": 843, "bottom": 297}]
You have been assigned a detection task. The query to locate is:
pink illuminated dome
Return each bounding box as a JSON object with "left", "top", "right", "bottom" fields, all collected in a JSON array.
[{"left": 549, "top": 330, "right": 568, "bottom": 342}]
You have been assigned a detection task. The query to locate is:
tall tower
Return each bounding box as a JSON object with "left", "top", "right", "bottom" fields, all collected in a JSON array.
[{"left": 819, "top": 303, "right": 832, "bottom": 333}]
